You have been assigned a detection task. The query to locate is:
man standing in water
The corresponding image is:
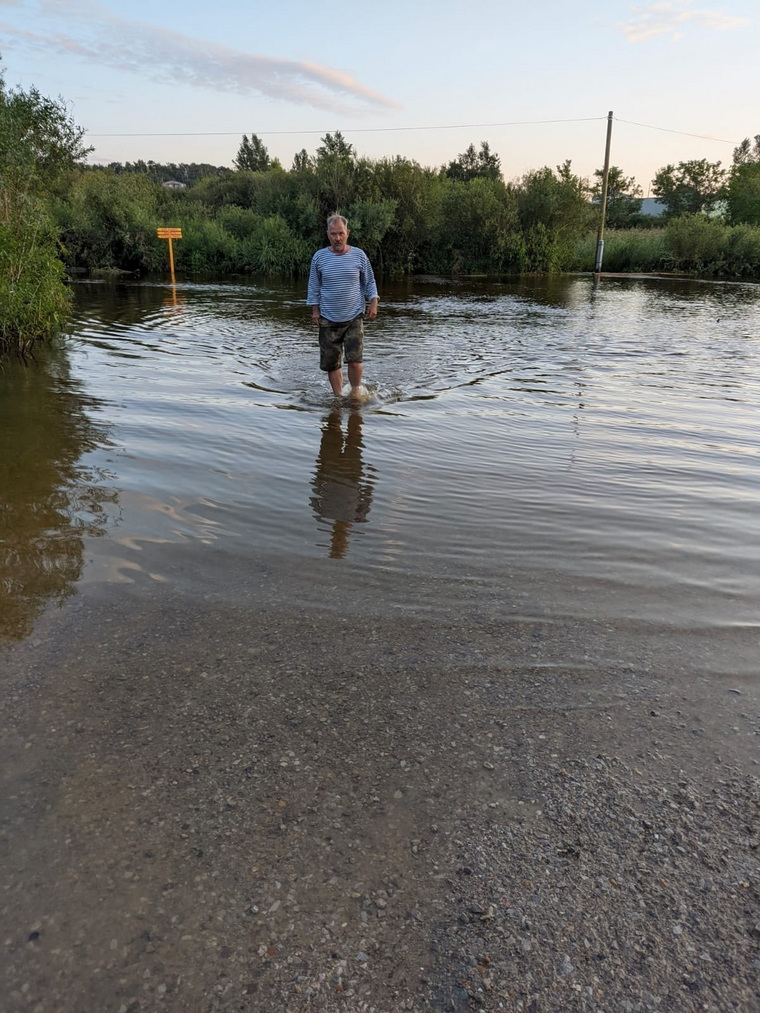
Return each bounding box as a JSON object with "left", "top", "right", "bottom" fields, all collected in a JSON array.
[{"left": 307, "top": 215, "right": 379, "bottom": 397}]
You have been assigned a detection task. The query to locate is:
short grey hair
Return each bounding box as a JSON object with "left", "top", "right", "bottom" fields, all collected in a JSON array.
[{"left": 326, "top": 214, "right": 348, "bottom": 230}]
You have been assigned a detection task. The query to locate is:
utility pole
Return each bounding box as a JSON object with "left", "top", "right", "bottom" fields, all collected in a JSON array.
[{"left": 594, "top": 111, "right": 614, "bottom": 275}]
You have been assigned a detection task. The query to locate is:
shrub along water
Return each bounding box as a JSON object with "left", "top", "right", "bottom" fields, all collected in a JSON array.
[
  {"left": 574, "top": 218, "right": 760, "bottom": 278},
  {"left": 54, "top": 149, "right": 598, "bottom": 281},
  {"left": 0, "top": 73, "right": 89, "bottom": 356},
  {"left": 0, "top": 192, "right": 72, "bottom": 357},
  {"left": 574, "top": 229, "right": 668, "bottom": 274}
]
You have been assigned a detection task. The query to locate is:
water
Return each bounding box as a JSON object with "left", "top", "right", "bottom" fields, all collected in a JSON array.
[{"left": 2, "top": 274, "right": 759, "bottom": 677}]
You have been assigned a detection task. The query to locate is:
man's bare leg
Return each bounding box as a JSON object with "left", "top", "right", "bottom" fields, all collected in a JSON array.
[
  {"left": 327, "top": 368, "right": 344, "bottom": 396},
  {"left": 348, "top": 361, "right": 363, "bottom": 394}
]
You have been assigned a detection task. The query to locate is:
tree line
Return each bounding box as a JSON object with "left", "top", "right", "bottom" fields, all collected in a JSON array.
[
  {"left": 63, "top": 134, "right": 599, "bottom": 279},
  {"left": 56, "top": 133, "right": 760, "bottom": 280},
  {"left": 3, "top": 69, "right": 760, "bottom": 356}
]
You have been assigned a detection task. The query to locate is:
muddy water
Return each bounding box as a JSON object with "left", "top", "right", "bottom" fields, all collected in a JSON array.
[
  {"left": 2, "top": 274, "right": 759, "bottom": 676},
  {"left": 3, "top": 274, "right": 760, "bottom": 1011}
]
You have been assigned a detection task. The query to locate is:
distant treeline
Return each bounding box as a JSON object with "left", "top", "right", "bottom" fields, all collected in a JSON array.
[
  {"left": 57, "top": 133, "right": 760, "bottom": 281},
  {"left": 60, "top": 140, "right": 598, "bottom": 278},
  {"left": 3, "top": 69, "right": 760, "bottom": 355},
  {"left": 82, "top": 160, "right": 231, "bottom": 184}
]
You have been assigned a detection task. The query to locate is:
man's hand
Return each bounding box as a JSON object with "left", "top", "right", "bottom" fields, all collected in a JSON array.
[
  {"left": 311, "top": 307, "right": 320, "bottom": 326},
  {"left": 366, "top": 298, "right": 378, "bottom": 321}
]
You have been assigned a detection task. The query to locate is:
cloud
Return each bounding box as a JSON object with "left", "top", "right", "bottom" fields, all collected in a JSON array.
[
  {"left": 1, "top": 0, "right": 399, "bottom": 113},
  {"left": 620, "top": 1, "right": 750, "bottom": 42}
]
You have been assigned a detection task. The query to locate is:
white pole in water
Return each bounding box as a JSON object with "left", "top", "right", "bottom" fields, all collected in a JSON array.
[{"left": 594, "top": 111, "right": 614, "bottom": 275}]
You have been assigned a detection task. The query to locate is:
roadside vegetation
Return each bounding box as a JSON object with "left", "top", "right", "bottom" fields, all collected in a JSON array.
[
  {"left": 59, "top": 139, "right": 760, "bottom": 281},
  {"left": 0, "top": 72, "right": 90, "bottom": 356},
  {"left": 3, "top": 64, "right": 760, "bottom": 355}
]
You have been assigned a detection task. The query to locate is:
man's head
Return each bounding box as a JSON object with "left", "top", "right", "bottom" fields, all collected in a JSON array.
[{"left": 326, "top": 215, "right": 349, "bottom": 254}]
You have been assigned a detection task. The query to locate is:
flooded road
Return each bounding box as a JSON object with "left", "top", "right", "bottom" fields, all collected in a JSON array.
[
  {"left": 2, "top": 274, "right": 760, "bottom": 1011},
  {"left": 3, "top": 274, "right": 759, "bottom": 671}
]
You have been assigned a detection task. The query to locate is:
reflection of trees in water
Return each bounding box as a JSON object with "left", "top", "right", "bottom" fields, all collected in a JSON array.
[
  {"left": 0, "top": 349, "right": 115, "bottom": 641},
  {"left": 74, "top": 281, "right": 169, "bottom": 324},
  {"left": 73, "top": 280, "right": 292, "bottom": 329},
  {"left": 310, "top": 408, "right": 376, "bottom": 560}
]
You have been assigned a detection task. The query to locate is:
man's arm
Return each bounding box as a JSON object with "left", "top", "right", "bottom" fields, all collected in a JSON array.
[
  {"left": 306, "top": 254, "right": 321, "bottom": 325},
  {"left": 360, "top": 252, "right": 379, "bottom": 320}
]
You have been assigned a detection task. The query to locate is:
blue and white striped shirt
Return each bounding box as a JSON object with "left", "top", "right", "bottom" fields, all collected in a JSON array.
[{"left": 307, "top": 247, "right": 379, "bottom": 323}]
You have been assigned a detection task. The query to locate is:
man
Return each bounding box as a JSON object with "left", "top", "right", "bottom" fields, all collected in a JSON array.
[{"left": 307, "top": 215, "right": 379, "bottom": 397}]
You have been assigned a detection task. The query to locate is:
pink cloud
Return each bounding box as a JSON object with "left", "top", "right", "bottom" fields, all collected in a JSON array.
[
  {"left": 620, "top": 1, "right": 750, "bottom": 42},
  {"left": 2, "top": 0, "right": 399, "bottom": 113}
]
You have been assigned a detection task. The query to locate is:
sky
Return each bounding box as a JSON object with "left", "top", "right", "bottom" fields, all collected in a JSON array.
[{"left": 1, "top": 0, "right": 757, "bottom": 192}]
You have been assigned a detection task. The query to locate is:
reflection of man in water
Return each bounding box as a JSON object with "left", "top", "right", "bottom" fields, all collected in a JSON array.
[
  {"left": 307, "top": 214, "right": 379, "bottom": 397},
  {"left": 310, "top": 408, "right": 374, "bottom": 559}
]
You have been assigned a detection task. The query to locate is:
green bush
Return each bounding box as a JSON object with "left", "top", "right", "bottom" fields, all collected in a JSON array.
[
  {"left": 0, "top": 192, "right": 71, "bottom": 357},
  {"left": 575, "top": 219, "right": 760, "bottom": 278},
  {"left": 217, "top": 205, "right": 261, "bottom": 241},
  {"left": 723, "top": 223, "right": 760, "bottom": 276},
  {"left": 1, "top": 72, "right": 88, "bottom": 354},
  {"left": 56, "top": 170, "right": 166, "bottom": 273},
  {"left": 664, "top": 214, "right": 726, "bottom": 273},
  {"left": 236, "top": 215, "right": 311, "bottom": 276},
  {"left": 661, "top": 216, "right": 760, "bottom": 277},
  {"left": 175, "top": 219, "right": 238, "bottom": 273},
  {"left": 575, "top": 229, "right": 667, "bottom": 273}
]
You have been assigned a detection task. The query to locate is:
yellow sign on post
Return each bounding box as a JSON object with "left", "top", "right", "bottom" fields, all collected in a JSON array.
[{"left": 157, "top": 227, "right": 182, "bottom": 283}]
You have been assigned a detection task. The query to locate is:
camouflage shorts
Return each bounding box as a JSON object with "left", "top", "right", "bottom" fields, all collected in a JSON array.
[{"left": 318, "top": 314, "right": 364, "bottom": 372}]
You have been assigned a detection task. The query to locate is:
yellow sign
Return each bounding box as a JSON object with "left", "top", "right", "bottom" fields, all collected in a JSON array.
[{"left": 157, "top": 227, "right": 182, "bottom": 282}]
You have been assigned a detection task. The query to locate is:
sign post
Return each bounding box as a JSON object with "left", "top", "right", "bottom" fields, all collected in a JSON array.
[{"left": 157, "top": 227, "right": 182, "bottom": 284}]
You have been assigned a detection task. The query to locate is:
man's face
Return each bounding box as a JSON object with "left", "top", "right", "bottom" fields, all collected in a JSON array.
[{"left": 327, "top": 222, "right": 349, "bottom": 253}]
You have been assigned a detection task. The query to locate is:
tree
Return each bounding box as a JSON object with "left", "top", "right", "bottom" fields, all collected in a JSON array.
[
  {"left": 728, "top": 135, "right": 760, "bottom": 223},
  {"left": 291, "top": 148, "right": 312, "bottom": 172},
  {"left": 444, "top": 141, "right": 501, "bottom": 182},
  {"left": 591, "top": 165, "right": 643, "bottom": 228},
  {"left": 727, "top": 162, "right": 760, "bottom": 225},
  {"left": 315, "top": 131, "right": 354, "bottom": 162},
  {"left": 343, "top": 198, "right": 396, "bottom": 262},
  {"left": 0, "top": 71, "right": 90, "bottom": 354},
  {"left": 0, "top": 76, "right": 90, "bottom": 190},
  {"left": 651, "top": 159, "right": 727, "bottom": 218},
  {"left": 315, "top": 131, "right": 356, "bottom": 215},
  {"left": 439, "top": 176, "right": 520, "bottom": 273},
  {"left": 370, "top": 156, "right": 445, "bottom": 274},
  {"left": 733, "top": 135, "right": 760, "bottom": 165},
  {"left": 515, "top": 161, "right": 593, "bottom": 271},
  {"left": 234, "top": 133, "right": 271, "bottom": 172},
  {"left": 58, "top": 169, "right": 167, "bottom": 272},
  {"left": 90, "top": 160, "right": 230, "bottom": 184}
]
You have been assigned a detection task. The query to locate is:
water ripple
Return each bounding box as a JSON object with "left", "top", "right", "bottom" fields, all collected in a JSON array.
[{"left": 59, "top": 275, "right": 760, "bottom": 645}]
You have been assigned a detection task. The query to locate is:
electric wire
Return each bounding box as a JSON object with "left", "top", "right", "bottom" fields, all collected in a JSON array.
[
  {"left": 85, "top": 116, "right": 606, "bottom": 138},
  {"left": 85, "top": 116, "right": 742, "bottom": 145},
  {"left": 615, "top": 118, "right": 739, "bottom": 145}
]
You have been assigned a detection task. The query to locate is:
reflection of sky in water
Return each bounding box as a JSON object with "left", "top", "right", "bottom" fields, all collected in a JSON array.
[{"left": 6, "top": 275, "right": 760, "bottom": 651}]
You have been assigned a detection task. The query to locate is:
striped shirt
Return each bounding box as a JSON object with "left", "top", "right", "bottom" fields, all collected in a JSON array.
[{"left": 306, "top": 246, "right": 379, "bottom": 323}]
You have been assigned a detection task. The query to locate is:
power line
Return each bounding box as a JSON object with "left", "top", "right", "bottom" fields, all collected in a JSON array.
[
  {"left": 615, "top": 118, "right": 739, "bottom": 145},
  {"left": 85, "top": 115, "right": 745, "bottom": 148},
  {"left": 84, "top": 116, "right": 606, "bottom": 138}
]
